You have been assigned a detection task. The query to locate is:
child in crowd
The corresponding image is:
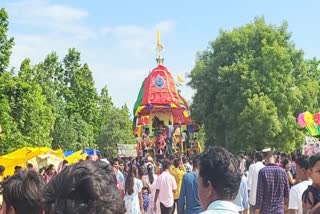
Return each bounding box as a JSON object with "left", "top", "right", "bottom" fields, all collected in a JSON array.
[{"left": 302, "top": 154, "right": 320, "bottom": 213}]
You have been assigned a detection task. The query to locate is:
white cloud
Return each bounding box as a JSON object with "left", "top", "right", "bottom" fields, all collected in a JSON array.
[
  {"left": 7, "top": 0, "right": 88, "bottom": 24},
  {"left": 5, "top": 0, "right": 181, "bottom": 111},
  {"left": 6, "top": 0, "right": 94, "bottom": 39},
  {"left": 100, "top": 20, "right": 176, "bottom": 54}
]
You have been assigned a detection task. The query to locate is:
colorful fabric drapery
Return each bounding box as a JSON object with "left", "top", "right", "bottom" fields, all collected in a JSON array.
[{"left": 133, "top": 65, "right": 191, "bottom": 128}]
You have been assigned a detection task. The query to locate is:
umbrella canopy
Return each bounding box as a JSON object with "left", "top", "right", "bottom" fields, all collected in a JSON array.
[
  {"left": 28, "top": 153, "right": 63, "bottom": 170},
  {"left": 0, "top": 147, "right": 64, "bottom": 176}
]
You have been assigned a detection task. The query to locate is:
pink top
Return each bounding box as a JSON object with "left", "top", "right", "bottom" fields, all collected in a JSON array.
[{"left": 155, "top": 170, "right": 177, "bottom": 207}]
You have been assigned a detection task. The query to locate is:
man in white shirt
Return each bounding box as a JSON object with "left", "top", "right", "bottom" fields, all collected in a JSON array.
[
  {"left": 288, "top": 155, "right": 312, "bottom": 214},
  {"left": 247, "top": 151, "right": 265, "bottom": 213},
  {"left": 154, "top": 160, "right": 177, "bottom": 214},
  {"left": 198, "top": 146, "right": 241, "bottom": 214}
]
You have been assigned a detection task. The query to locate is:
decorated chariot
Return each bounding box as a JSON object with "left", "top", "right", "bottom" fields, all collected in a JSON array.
[{"left": 133, "top": 31, "right": 201, "bottom": 158}]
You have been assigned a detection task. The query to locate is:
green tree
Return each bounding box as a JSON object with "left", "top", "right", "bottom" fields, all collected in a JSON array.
[
  {"left": 63, "top": 49, "right": 99, "bottom": 131},
  {"left": 0, "top": 9, "right": 14, "bottom": 74},
  {"left": 0, "top": 68, "right": 54, "bottom": 154},
  {"left": 0, "top": 73, "right": 24, "bottom": 154},
  {"left": 34, "top": 52, "right": 66, "bottom": 116},
  {"left": 189, "top": 17, "right": 313, "bottom": 152},
  {"left": 52, "top": 113, "right": 95, "bottom": 150},
  {"left": 97, "top": 85, "right": 135, "bottom": 157}
]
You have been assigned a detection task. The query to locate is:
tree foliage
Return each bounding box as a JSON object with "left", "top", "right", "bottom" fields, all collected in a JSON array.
[
  {"left": 189, "top": 17, "right": 318, "bottom": 152},
  {"left": 0, "top": 9, "right": 134, "bottom": 156},
  {"left": 97, "top": 89, "right": 135, "bottom": 157},
  {"left": 0, "top": 9, "right": 14, "bottom": 74}
]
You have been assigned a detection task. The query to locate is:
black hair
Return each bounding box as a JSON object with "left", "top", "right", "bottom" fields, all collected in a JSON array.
[
  {"left": 161, "top": 160, "right": 170, "bottom": 170},
  {"left": 39, "top": 167, "right": 46, "bottom": 175},
  {"left": 137, "top": 166, "right": 144, "bottom": 178},
  {"left": 264, "top": 151, "right": 274, "bottom": 159},
  {"left": 199, "top": 146, "right": 241, "bottom": 200},
  {"left": 113, "top": 158, "right": 119, "bottom": 165},
  {"left": 45, "top": 164, "right": 55, "bottom": 175},
  {"left": 14, "top": 166, "right": 22, "bottom": 172},
  {"left": 63, "top": 160, "right": 68, "bottom": 165},
  {"left": 125, "top": 164, "right": 137, "bottom": 196},
  {"left": 309, "top": 154, "right": 320, "bottom": 168},
  {"left": 173, "top": 158, "right": 180, "bottom": 168},
  {"left": 135, "top": 156, "right": 139, "bottom": 162},
  {"left": 2, "top": 170, "right": 45, "bottom": 214},
  {"left": 46, "top": 164, "right": 54, "bottom": 171},
  {"left": 182, "top": 157, "right": 188, "bottom": 164},
  {"left": 254, "top": 152, "right": 263, "bottom": 162},
  {"left": 42, "top": 160, "right": 125, "bottom": 214},
  {"left": 291, "top": 153, "right": 298, "bottom": 162},
  {"left": 147, "top": 164, "right": 154, "bottom": 185},
  {"left": 281, "top": 159, "right": 290, "bottom": 169},
  {"left": 0, "top": 165, "right": 5, "bottom": 174},
  {"left": 245, "top": 159, "right": 253, "bottom": 171},
  {"left": 296, "top": 155, "right": 310, "bottom": 170},
  {"left": 192, "top": 155, "right": 200, "bottom": 169},
  {"left": 27, "top": 163, "right": 33, "bottom": 169}
]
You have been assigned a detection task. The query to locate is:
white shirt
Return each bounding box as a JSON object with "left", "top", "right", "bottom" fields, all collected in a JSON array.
[
  {"left": 247, "top": 161, "right": 265, "bottom": 206},
  {"left": 200, "top": 200, "right": 239, "bottom": 214},
  {"left": 288, "top": 180, "right": 312, "bottom": 214},
  {"left": 155, "top": 170, "right": 177, "bottom": 207}
]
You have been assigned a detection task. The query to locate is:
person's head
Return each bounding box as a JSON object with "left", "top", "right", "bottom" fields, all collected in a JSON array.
[
  {"left": 125, "top": 164, "right": 138, "bottom": 195},
  {"left": 169, "top": 121, "right": 172, "bottom": 125},
  {"left": 0, "top": 165, "right": 5, "bottom": 176},
  {"left": 27, "top": 163, "right": 33, "bottom": 170},
  {"left": 264, "top": 151, "right": 275, "bottom": 164},
  {"left": 295, "top": 155, "right": 310, "bottom": 181},
  {"left": 309, "top": 154, "right": 320, "bottom": 187},
  {"left": 280, "top": 153, "right": 287, "bottom": 162},
  {"left": 113, "top": 158, "right": 119, "bottom": 170},
  {"left": 291, "top": 153, "right": 298, "bottom": 162},
  {"left": 140, "top": 159, "right": 145, "bottom": 166},
  {"left": 14, "top": 166, "right": 22, "bottom": 174},
  {"left": 86, "top": 156, "right": 91, "bottom": 160},
  {"left": 192, "top": 155, "right": 200, "bottom": 171},
  {"left": 182, "top": 157, "right": 187, "bottom": 164},
  {"left": 281, "top": 159, "right": 291, "bottom": 170},
  {"left": 131, "top": 158, "right": 136, "bottom": 165},
  {"left": 145, "top": 128, "right": 150, "bottom": 135},
  {"left": 245, "top": 159, "right": 252, "bottom": 172},
  {"left": 119, "top": 161, "right": 125, "bottom": 172},
  {"left": 46, "top": 164, "right": 56, "bottom": 176},
  {"left": 62, "top": 160, "right": 68, "bottom": 166},
  {"left": 2, "top": 170, "right": 45, "bottom": 214},
  {"left": 198, "top": 146, "right": 241, "bottom": 210},
  {"left": 173, "top": 158, "right": 180, "bottom": 168},
  {"left": 146, "top": 164, "right": 155, "bottom": 184},
  {"left": 161, "top": 160, "right": 170, "bottom": 171},
  {"left": 254, "top": 151, "right": 263, "bottom": 162},
  {"left": 42, "top": 160, "right": 126, "bottom": 214},
  {"left": 39, "top": 167, "right": 46, "bottom": 177}
]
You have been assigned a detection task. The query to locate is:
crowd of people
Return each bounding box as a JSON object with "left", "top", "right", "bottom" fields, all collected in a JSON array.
[{"left": 1, "top": 147, "right": 320, "bottom": 214}]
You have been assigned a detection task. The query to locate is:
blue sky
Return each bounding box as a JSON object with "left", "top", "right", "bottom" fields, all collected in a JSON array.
[{"left": 2, "top": 0, "right": 320, "bottom": 114}]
